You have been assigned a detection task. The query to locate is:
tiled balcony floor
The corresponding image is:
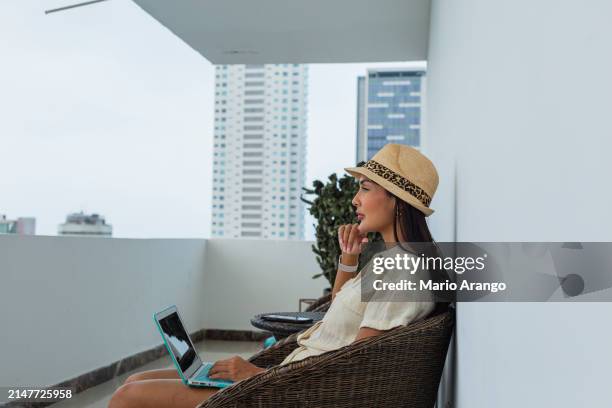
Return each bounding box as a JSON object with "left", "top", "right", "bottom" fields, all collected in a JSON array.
[{"left": 53, "top": 340, "right": 262, "bottom": 408}]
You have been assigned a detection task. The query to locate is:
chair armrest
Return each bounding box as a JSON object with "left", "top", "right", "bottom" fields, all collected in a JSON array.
[
  {"left": 247, "top": 331, "right": 300, "bottom": 369},
  {"left": 198, "top": 336, "right": 399, "bottom": 407},
  {"left": 198, "top": 350, "right": 354, "bottom": 407},
  {"left": 304, "top": 293, "right": 332, "bottom": 312}
]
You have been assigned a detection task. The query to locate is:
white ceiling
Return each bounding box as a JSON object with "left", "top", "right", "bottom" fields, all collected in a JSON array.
[{"left": 131, "top": 0, "right": 431, "bottom": 64}]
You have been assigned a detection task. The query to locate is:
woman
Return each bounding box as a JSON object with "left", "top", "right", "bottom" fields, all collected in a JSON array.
[{"left": 108, "top": 143, "right": 441, "bottom": 408}]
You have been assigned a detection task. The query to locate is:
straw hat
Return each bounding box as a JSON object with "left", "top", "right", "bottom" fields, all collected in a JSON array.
[{"left": 344, "top": 144, "right": 439, "bottom": 216}]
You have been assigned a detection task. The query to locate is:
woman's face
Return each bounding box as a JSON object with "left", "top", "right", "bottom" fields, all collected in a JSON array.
[{"left": 351, "top": 175, "right": 396, "bottom": 235}]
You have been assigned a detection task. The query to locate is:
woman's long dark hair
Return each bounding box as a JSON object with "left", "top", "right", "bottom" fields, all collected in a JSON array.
[
  {"left": 390, "top": 194, "right": 454, "bottom": 310},
  {"left": 392, "top": 196, "right": 435, "bottom": 245}
]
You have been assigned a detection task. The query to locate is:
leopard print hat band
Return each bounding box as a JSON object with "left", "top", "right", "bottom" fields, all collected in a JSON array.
[
  {"left": 360, "top": 160, "right": 432, "bottom": 207},
  {"left": 344, "top": 144, "right": 439, "bottom": 216}
]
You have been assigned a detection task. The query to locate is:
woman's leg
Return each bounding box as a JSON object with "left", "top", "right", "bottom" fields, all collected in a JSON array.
[
  {"left": 108, "top": 378, "right": 219, "bottom": 408},
  {"left": 123, "top": 368, "right": 180, "bottom": 384}
]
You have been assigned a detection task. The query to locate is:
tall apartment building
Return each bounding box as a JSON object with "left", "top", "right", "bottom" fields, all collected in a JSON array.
[
  {"left": 356, "top": 68, "right": 426, "bottom": 163},
  {"left": 211, "top": 64, "right": 308, "bottom": 240}
]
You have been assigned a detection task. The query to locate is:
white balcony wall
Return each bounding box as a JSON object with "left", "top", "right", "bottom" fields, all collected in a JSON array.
[
  {"left": 0, "top": 236, "right": 326, "bottom": 387},
  {"left": 202, "top": 239, "right": 326, "bottom": 330},
  {"left": 426, "top": 0, "right": 612, "bottom": 407}
]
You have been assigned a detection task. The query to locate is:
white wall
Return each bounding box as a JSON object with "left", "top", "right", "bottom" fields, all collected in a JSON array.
[
  {"left": 0, "top": 236, "right": 207, "bottom": 386},
  {"left": 0, "top": 236, "right": 326, "bottom": 386},
  {"left": 426, "top": 0, "right": 612, "bottom": 406},
  {"left": 202, "top": 239, "right": 327, "bottom": 330}
]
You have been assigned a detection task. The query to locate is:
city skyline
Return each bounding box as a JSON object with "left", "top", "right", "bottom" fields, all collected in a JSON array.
[{"left": 0, "top": 0, "right": 426, "bottom": 239}]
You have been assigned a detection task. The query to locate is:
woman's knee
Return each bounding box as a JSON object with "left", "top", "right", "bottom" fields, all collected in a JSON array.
[
  {"left": 109, "top": 382, "right": 142, "bottom": 408},
  {"left": 123, "top": 372, "right": 146, "bottom": 385},
  {"left": 123, "top": 369, "right": 178, "bottom": 385}
]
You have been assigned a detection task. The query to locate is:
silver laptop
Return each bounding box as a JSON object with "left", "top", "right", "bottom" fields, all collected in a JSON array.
[{"left": 154, "top": 305, "right": 233, "bottom": 388}]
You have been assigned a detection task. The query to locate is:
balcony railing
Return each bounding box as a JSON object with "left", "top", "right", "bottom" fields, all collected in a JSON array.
[{"left": 0, "top": 235, "right": 327, "bottom": 389}]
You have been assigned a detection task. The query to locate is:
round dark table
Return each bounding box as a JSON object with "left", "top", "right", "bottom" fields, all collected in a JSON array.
[{"left": 251, "top": 311, "right": 325, "bottom": 339}]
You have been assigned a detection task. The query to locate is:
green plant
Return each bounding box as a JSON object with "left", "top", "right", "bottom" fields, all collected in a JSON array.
[{"left": 301, "top": 171, "right": 382, "bottom": 287}]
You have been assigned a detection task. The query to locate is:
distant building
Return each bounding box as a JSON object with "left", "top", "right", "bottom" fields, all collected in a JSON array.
[
  {"left": 356, "top": 68, "right": 426, "bottom": 162},
  {"left": 211, "top": 64, "right": 308, "bottom": 240},
  {"left": 0, "top": 215, "right": 36, "bottom": 235},
  {"left": 58, "top": 212, "right": 112, "bottom": 237}
]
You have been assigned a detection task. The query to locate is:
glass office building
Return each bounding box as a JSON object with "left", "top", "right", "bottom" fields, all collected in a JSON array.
[{"left": 356, "top": 68, "right": 426, "bottom": 162}]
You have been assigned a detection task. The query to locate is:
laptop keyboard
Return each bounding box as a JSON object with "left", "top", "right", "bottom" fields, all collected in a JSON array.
[{"left": 195, "top": 362, "right": 214, "bottom": 380}]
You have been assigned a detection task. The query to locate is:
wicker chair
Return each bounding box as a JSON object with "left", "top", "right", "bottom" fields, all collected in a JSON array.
[
  {"left": 303, "top": 293, "right": 332, "bottom": 312},
  {"left": 197, "top": 308, "right": 454, "bottom": 408}
]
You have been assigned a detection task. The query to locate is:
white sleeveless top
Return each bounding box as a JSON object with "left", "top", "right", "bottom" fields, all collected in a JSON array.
[{"left": 280, "top": 246, "right": 435, "bottom": 366}]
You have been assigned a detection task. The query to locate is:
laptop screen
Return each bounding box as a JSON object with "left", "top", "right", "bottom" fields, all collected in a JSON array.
[{"left": 158, "top": 312, "right": 198, "bottom": 373}]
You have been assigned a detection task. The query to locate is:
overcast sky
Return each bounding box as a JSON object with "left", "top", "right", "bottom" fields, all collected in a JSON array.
[{"left": 0, "top": 0, "right": 425, "bottom": 239}]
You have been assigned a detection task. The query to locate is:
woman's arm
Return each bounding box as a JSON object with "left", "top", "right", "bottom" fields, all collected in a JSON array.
[
  {"left": 332, "top": 224, "right": 367, "bottom": 303},
  {"left": 354, "top": 326, "right": 385, "bottom": 342},
  {"left": 208, "top": 356, "right": 265, "bottom": 382},
  {"left": 331, "top": 253, "right": 359, "bottom": 302}
]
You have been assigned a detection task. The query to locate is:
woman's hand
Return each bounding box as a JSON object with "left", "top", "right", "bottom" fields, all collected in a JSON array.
[
  {"left": 208, "top": 356, "right": 265, "bottom": 382},
  {"left": 338, "top": 224, "right": 368, "bottom": 256}
]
